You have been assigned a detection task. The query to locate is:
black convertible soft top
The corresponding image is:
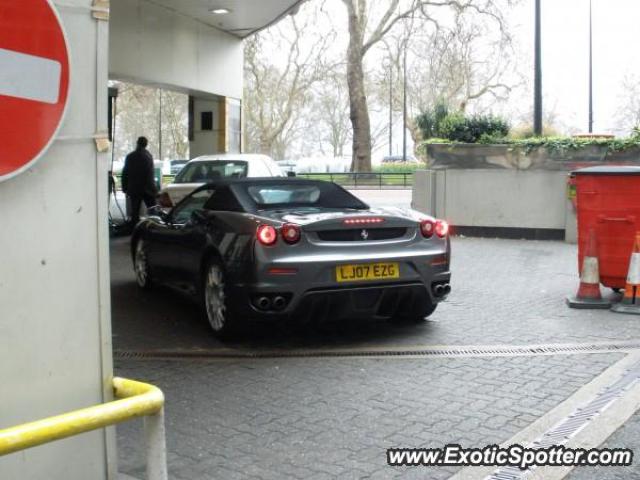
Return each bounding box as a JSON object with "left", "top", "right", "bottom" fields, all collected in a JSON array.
[{"left": 193, "top": 177, "right": 369, "bottom": 213}]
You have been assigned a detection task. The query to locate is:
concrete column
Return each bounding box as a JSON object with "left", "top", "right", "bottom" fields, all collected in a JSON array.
[{"left": 0, "top": 1, "right": 114, "bottom": 478}]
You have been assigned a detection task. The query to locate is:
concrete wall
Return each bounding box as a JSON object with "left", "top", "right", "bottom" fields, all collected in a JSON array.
[
  {"left": 413, "top": 169, "right": 576, "bottom": 239},
  {"left": 0, "top": 1, "right": 114, "bottom": 479},
  {"left": 109, "top": 0, "right": 243, "bottom": 100},
  {"left": 414, "top": 142, "right": 640, "bottom": 241}
]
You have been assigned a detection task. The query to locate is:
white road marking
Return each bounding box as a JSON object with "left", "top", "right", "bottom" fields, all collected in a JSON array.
[{"left": 0, "top": 48, "right": 61, "bottom": 104}]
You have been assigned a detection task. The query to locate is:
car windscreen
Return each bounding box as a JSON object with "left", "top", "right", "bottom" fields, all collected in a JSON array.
[
  {"left": 174, "top": 161, "right": 248, "bottom": 183},
  {"left": 242, "top": 182, "right": 368, "bottom": 210}
]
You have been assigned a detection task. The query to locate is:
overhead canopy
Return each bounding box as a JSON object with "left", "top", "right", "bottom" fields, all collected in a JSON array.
[
  {"left": 110, "top": 0, "right": 305, "bottom": 98},
  {"left": 146, "top": 0, "right": 305, "bottom": 38}
]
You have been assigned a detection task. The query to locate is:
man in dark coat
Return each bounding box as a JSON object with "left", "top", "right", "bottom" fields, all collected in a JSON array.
[{"left": 121, "top": 136, "right": 158, "bottom": 226}]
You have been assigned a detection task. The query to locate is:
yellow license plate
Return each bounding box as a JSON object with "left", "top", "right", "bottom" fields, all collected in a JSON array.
[{"left": 336, "top": 262, "right": 400, "bottom": 282}]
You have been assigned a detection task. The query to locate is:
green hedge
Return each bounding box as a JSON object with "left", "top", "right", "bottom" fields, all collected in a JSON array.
[
  {"left": 373, "top": 163, "right": 423, "bottom": 173},
  {"left": 415, "top": 105, "right": 509, "bottom": 143},
  {"left": 415, "top": 103, "right": 449, "bottom": 139},
  {"left": 438, "top": 114, "right": 509, "bottom": 143},
  {"left": 420, "top": 135, "right": 640, "bottom": 155}
]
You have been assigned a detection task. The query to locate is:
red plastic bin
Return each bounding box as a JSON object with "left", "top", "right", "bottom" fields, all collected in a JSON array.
[{"left": 572, "top": 166, "right": 640, "bottom": 290}]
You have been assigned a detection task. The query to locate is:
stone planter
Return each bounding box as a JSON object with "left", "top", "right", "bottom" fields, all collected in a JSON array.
[
  {"left": 414, "top": 143, "right": 640, "bottom": 241},
  {"left": 424, "top": 143, "right": 640, "bottom": 171}
]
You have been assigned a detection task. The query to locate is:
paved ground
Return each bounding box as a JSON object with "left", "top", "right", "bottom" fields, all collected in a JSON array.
[
  {"left": 110, "top": 220, "right": 640, "bottom": 479},
  {"left": 116, "top": 354, "right": 623, "bottom": 480},
  {"left": 567, "top": 411, "right": 640, "bottom": 480},
  {"left": 111, "top": 236, "right": 636, "bottom": 353},
  {"left": 350, "top": 189, "right": 412, "bottom": 209}
]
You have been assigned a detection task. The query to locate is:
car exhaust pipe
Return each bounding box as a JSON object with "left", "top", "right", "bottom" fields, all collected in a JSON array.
[
  {"left": 442, "top": 284, "right": 451, "bottom": 295},
  {"left": 434, "top": 285, "right": 444, "bottom": 297},
  {"left": 272, "top": 296, "right": 287, "bottom": 310},
  {"left": 256, "top": 296, "right": 271, "bottom": 310}
]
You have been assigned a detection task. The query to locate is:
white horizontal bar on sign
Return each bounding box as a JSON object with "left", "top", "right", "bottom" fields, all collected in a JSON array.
[{"left": 0, "top": 48, "right": 61, "bottom": 104}]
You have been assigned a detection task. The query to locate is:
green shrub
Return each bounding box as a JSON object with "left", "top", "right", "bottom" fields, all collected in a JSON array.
[
  {"left": 438, "top": 113, "right": 509, "bottom": 143},
  {"left": 415, "top": 104, "right": 509, "bottom": 144},
  {"left": 415, "top": 103, "right": 449, "bottom": 139},
  {"left": 476, "top": 135, "right": 640, "bottom": 154}
]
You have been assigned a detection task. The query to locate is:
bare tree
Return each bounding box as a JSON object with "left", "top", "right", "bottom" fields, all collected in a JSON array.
[
  {"left": 374, "top": 12, "right": 516, "bottom": 147},
  {"left": 509, "top": 94, "right": 574, "bottom": 137},
  {"left": 312, "top": 73, "right": 352, "bottom": 157},
  {"left": 414, "top": 18, "right": 513, "bottom": 112},
  {"left": 244, "top": 2, "right": 337, "bottom": 159},
  {"left": 112, "top": 82, "right": 188, "bottom": 162},
  {"left": 614, "top": 74, "right": 640, "bottom": 136},
  {"left": 161, "top": 91, "right": 189, "bottom": 159},
  {"left": 369, "top": 109, "right": 390, "bottom": 155},
  {"left": 312, "top": 71, "right": 388, "bottom": 160},
  {"left": 112, "top": 83, "right": 158, "bottom": 161},
  {"left": 342, "top": 0, "right": 511, "bottom": 171}
]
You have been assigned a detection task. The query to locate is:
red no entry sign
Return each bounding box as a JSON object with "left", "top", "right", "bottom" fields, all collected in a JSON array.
[{"left": 0, "top": 0, "right": 70, "bottom": 182}]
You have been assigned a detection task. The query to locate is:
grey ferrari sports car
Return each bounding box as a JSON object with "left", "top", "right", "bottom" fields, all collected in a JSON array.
[{"left": 131, "top": 178, "right": 451, "bottom": 336}]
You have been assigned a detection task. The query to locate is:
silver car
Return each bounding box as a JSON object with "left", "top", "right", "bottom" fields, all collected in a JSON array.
[{"left": 132, "top": 178, "right": 451, "bottom": 337}]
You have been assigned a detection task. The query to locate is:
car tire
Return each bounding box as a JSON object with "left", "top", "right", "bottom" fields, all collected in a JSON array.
[
  {"left": 133, "top": 239, "right": 153, "bottom": 290},
  {"left": 202, "top": 258, "right": 236, "bottom": 337}
]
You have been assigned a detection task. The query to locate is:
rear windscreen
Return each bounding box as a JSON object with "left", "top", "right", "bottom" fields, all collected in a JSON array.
[
  {"left": 243, "top": 182, "right": 368, "bottom": 209},
  {"left": 174, "top": 161, "right": 248, "bottom": 183}
]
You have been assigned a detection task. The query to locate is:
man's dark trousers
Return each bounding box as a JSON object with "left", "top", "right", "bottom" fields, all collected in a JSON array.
[{"left": 129, "top": 193, "right": 156, "bottom": 226}]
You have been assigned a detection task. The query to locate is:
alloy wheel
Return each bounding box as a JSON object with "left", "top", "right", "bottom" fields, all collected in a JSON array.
[
  {"left": 205, "top": 264, "right": 227, "bottom": 332},
  {"left": 134, "top": 240, "right": 150, "bottom": 288}
]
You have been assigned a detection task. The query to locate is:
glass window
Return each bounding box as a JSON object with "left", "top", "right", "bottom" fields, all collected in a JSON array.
[
  {"left": 171, "top": 188, "right": 214, "bottom": 224},
  {"left": 174, "top": 161, "right": 248, "bottom": 183},
  {"left": 249, "top": 160, "right": 272, "bottom": 177},
  {"left": 227, "top": 98, "right": 241, "bottom": 154},
  {"left": 243, "top": 182, "right": 368, "bottom": 210}
]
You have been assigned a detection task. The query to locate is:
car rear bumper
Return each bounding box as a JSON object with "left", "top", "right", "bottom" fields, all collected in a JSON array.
[
  {"left": 230, "top": 252, "right": 451, "bottom": 321},
  {"left": 291, "top": 282, "right": 434, "bottom": 322}
]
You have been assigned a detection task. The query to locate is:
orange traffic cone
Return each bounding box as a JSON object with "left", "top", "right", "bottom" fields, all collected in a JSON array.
[
  {"left": 567, "top": 228, "right": 610, "bottom": 309},
  {"left": 612, "top": 233, "right": 640, "bottom": 315}
]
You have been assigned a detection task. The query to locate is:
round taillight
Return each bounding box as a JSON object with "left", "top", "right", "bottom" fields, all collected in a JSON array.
[
  {"left": 420, "top": 219, "right": 435, "bottom": 238},
  {"left": 435, "top": 220, "right": 449, "bottom": 238},
  {"left": 257, "top": 225, "right": 277, "bottom": 246},
  {"left": 281, "top": 223, "right": 301, "bottom": 244}
]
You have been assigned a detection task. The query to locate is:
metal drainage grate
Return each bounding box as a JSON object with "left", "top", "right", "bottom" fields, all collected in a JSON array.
[
  {"left": 485, "top": 359, "right": 640, "bottom": 480},
  {"left": 113, "top": 341, "right": 640, "bottom": 361}
]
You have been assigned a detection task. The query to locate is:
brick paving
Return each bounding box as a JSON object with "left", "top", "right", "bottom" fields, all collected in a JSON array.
[
  {"left": 116, "top": 354, "right": 622, "bottom": 479},
  {"left": 110, "top": 230, "right": 640, "bottom": 479},
  {"left": 111, "top": 236, "right": 639, "bottom": 353}
]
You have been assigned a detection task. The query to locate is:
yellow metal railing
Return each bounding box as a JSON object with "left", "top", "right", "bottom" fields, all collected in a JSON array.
[{"left": 0, "top": 377, "right": 167, "bottom": 479}]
